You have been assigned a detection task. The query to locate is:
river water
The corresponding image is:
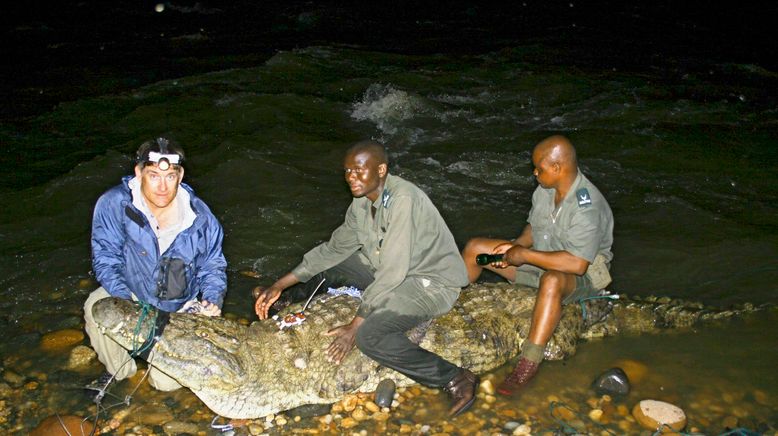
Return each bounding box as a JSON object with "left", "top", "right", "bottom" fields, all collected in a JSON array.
[{"left": 1, "top": 39, "right": 777, "bottom": 434}]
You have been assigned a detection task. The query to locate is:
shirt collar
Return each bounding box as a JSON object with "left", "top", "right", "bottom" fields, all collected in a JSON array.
[
  {"left": 371, "top": 173, "right": 395, "bottom": 209},
  {"left": 127, "top": 176, "right": 196, "bottom": 231}
]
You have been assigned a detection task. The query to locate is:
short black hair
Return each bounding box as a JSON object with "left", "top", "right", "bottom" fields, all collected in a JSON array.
[{"left": 347, "top": 139, "right": 388, "bottom": 166}]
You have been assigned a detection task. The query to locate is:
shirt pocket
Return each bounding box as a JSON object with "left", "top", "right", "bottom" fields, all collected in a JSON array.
[{"left": 529, "top": 215, "right": 551, "bottom": 247}]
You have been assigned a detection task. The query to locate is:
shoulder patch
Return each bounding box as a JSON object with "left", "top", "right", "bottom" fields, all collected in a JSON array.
[
  {"left": 576, "top": 188, "right": 592, "bottom": 207},
  {"left": 381, "top": 189, "right": 392, "bottom": 208}
]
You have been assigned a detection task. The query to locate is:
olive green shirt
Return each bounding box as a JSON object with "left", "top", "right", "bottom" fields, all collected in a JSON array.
[
  {"left": 292, "top": 174, "right": 468, "bottom": 316},
  {"left": 527, "top": 171, "right": 614, "bottom": 264}
]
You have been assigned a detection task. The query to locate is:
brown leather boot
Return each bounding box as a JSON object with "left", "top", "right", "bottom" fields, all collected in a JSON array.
[
  {"left": 497, "top": 357, "right": 539, "bottom": 396},
  {"left": 444, "top": 368, "right": 479, "bottom": 416}
]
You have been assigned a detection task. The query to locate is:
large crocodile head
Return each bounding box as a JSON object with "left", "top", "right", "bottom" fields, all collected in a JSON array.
[{"left": 92, "top": 297, "right": 249, "bottom": 392}]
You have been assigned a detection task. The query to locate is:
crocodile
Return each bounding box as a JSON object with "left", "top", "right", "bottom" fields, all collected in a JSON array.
[{"left": 90, "top": 282, "right": 760, "bottom": 419}]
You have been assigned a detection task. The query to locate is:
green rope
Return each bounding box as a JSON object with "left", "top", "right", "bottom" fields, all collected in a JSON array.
[{"left": 130, "top": 301, "right": 158, "bottom": 357}]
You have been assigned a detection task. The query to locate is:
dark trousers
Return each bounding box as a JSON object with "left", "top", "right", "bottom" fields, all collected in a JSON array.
[{"left": 312, "top": 253, "right": 461, "bottom": 387}]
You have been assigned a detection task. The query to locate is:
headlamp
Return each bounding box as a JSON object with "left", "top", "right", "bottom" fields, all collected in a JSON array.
[{"left": 147, "top": 151, "right": 181, "bottom": 171}]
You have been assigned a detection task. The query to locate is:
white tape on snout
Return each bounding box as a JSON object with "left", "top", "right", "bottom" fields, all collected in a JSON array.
[{"left": 111, "top": 321, "right": 125, "bottom": 333}]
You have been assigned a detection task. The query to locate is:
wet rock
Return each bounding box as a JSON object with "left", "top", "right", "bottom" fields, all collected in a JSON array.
[
  {"left": 375, "top": 379, "right": 396, "bottom": 408},
  {"left": 364, "top": 401, "right": 380, "bottom": 413},
  {"left": 512, "top": 424, "right": 532, "bottom": 435},
  {"left": 592, "top": 367, "right": 630, "bottom": 396},
  {"left": 480, "top": 378, "right": 495, "bottom": 395},
  {"left": 163, "top": 420, "right": 199, "bottom": 434},
  {"left": 503, "top": 421, "right": 520, "bottom": 431},
  {"left": 2, "top": 370, "right": 25, "bottom": 387},
  {"left": 137, "top": 409, "right": 175, "bottom": 425},
  {"left": 340, "top": 416, "right": 358, "bottom": 428},
  {"left": 722, "top": 415, "right": 738, "bottom": 429},
  {"left": 30, "top": 415, "right": 97, "bottom": 436},
  {"left": 285, "top": 403, "right": 332, "bottom": 418},
  {"left": 632, "top": 399, "right": 687, "bottom": 433},
  {"left": 240, "top": 270, "right": 262, "bottom": 279},
  {"left": 228, "top": 418, "right": 251, "bottom": 428},
  {"left": 752, "top": 389, "right": 770, "bottom": 406},
  {"left": 0, "top": 383, "right": 12, "bottom": 399},
  {"left": 66, "top": 345, "right": 96, "bottom": 370},
  {"left": 79, "top": 278, "right": 97, "bottom": 289},
  {"left": 341, "top": 394, "right": 358, "bottom": 412},
  {"left": 40, "top": 329, "right": 84, "bottom": 351}
]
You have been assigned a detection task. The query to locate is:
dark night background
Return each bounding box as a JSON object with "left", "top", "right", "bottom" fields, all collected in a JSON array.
[{"left": 3, "top": 0, "right": 776, "bottom": 124}]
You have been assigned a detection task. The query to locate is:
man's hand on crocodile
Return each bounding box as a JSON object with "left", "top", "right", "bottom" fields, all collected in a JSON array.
[
  {"left": 255, "top": 285, "right": 283, "bottom": 319},
  {"left": 200, "top": 300, "right": 221, "bottom": 317},
  {"left": 324, "top": 316, "right": 365, "bottom": 364}
]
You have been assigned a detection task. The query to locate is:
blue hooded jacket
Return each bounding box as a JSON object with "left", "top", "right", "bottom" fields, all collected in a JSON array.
[{"left": 91, "top": 176, "right": 227, "bottom": 312}]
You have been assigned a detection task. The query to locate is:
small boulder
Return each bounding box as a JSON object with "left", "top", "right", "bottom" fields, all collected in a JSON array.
[
  {"left": 480, "top": 378, "right": 495, "bottom": 395},
  {"left": 632, "top": 399, "right": 687, "bottom": 433},
  {"left": 592, "top": 367, "right": 630, "bottom": 396},
  {"left": 40, "top": 329, "right": 84, "bottom": 352},
  {"left": 163, "top": 420, "right": 199, "bottom": 434},
  {"left": 30, "top": 415, "right": 97, "bottom": 436},
  {"left": 79, "top": 278, "right": 97, "bottom": 289},
  {"left": 284, "top": 403, "right": 332, "bottom": 418},
  {"left": 2, "top": 370, "right": 25, "bottom": 387},
  {"left": 66, "top": 345, "right": 96, "bottom": 371},
  {"left": 374, "top": 378, "right": 396, "bottom": 408}
]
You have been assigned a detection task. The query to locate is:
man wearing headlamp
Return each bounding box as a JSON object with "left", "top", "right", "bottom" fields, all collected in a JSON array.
[{"left": 83, "top": 137, "right": 227, "bottom": 394}]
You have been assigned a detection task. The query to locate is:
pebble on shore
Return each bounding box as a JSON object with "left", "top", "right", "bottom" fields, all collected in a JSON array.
[{"left": 632, "top": 399, "right": 687, "bottom": 433}]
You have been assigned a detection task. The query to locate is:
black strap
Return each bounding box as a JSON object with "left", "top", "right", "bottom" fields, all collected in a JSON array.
[{"left": 124, "top": 205, "right": 146, "bottom": 228}]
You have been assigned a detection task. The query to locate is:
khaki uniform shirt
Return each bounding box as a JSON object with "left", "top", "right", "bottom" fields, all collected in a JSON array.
[
  {"left": 292, "top": 174, "right": 468, "bottom": 315},
  {"left": 528, "top": 170, "right": 614, "bottom": 265}
]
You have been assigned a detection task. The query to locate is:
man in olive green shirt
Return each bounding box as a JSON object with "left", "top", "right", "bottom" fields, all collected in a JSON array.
[
  {"left": 255, "top": 140, "right": 478, "bottom": 416},
  {"left": 462, "top": 135, "right": 614, "bottom": 396}
]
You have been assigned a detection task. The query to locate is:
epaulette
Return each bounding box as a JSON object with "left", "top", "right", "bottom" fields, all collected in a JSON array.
[{"left": 576, "top": 188, "right": 592, "bottom": 207}]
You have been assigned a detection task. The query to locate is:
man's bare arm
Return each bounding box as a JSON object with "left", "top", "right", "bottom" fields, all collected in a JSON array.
[{"left": 505, "top": 245, "right": 589, "bottom": 275}]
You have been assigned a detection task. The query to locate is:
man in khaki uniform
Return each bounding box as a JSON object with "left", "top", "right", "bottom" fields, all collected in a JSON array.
[
  {"left": 462, "top": 135, "right": 614, "bottom": 396},
  {"left": 255, "top": 140, "right": 478, "bottom": 416}
]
